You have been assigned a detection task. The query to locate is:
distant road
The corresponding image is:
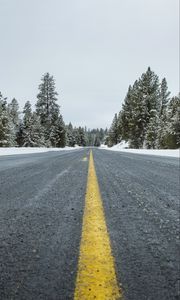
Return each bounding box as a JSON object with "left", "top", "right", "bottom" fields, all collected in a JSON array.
[{"left": 0, "top": 149, "right": 179, "bottom": 300}]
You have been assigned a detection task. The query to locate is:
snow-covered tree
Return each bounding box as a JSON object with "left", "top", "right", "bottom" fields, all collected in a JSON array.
[
  {"left": 162, "top": 95, "right": 180, "bottom": 148},
  {"left": 121, "top": 80, "right": 145, "bottom": 148},
  {"left": 0, "top": 93, "right": 17, "bottom": 147},
  {"left": 66, "top": 123, "right": 76, "bottom": 147},
  {"left": 79, "top": 127, "right": 87, "bottom": 146},
  {"left": 159, "top": 78, "right": 171, "bottom": 115},
  {"left": 23, "top": 101, "right": 32, "bottom": 128},
  {"left": 16, "top": 120, "right": 24, "bottom": 147},
  {"left": 157, "top": 78, "right": 171, "bottom": 148},
  {"left": 145, "top": 109, "right": 159, "bottom": 149},
  {"left": 36, "top": 73, "right": 60, "bottom": 143},
  {"left": 108, "top": 113, "right": 119, "bottom": 146},
  {"left": 116, "top": 67, "right": 161, "bottom": 148},
  {"left": 136, "top": 67, "right": 160, "bottom": 147},
  {"left": 50, "top": 114, "right": 66, "bottom": 147},
  {"left": 23, "top": 112, "right": 45, "bottom": 147},
  {"left": 8, "top": 98, "right": 20, "bottom": 145},
  {"left": 8, "top": 98, "right": 20, "bottom": 128}
]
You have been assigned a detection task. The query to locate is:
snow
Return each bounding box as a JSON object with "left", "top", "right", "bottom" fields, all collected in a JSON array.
[
  {"left": 99, "top": 144, "right": 108, "bottom": 149},
  {"left": 110, "top": 141, "right": 130, "bottom": 149},
  {"left": 100, "top": 142, "right": 180, "bottom": 158},
  {"left": 1, "top": 145, "right": 179, "bottom": 158},
  {"left": 0, "top": 146, "right": 82, "bottom": 156}
]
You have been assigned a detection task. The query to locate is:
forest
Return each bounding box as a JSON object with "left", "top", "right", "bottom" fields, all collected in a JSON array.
[
  {"left": 0, "top": 68, "right": 179, "bottom": 149},
  {"left": 107, "top": 67, "right": 179, "bottom": 149},
  {"left": 0, "top": 73, "right": 107, "bottom": 148}
]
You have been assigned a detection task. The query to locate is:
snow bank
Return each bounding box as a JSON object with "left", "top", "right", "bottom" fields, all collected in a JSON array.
[
  {"left": 109, "top": 141, "right": 129, "bottom": 150},
  {"left": 100, "top": 141, "right": 129, "bottom": 150},
  {"left": 99, "top": 144, "right": 108, "bottom": 149},
  {"left": 0, "top": 146, "right": 82, "bottom": 156},
  {"left": 100, "top": 143, "right": 179, "bottom": 158}
]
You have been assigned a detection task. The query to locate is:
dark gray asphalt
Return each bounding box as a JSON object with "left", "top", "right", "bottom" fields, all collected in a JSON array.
[
  {"left": 0, "top": 148, "right": 179, "bottom": 300},
  {"left": 93, "top": 149, "right": 179, "bottom": 300},
  {"left": 0, "top": 149, "right": 89, "bottom": 300}
]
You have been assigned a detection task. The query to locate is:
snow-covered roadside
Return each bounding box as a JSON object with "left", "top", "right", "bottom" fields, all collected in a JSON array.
[
  {"left": 0, "top": 146, "right": 82, "bottom": 156},
  {"left": 99, "top": 142, "right": 180, "bottom": 158}
]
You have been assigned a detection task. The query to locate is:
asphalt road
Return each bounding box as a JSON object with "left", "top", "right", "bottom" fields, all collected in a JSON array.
[{"left": 0, "top": 148, "right": 179, "bottom": 300}]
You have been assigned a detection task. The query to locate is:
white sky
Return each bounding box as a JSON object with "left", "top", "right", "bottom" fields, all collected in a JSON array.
[{"left": 0, "top": 0, "right": 179, "bottom": 128}]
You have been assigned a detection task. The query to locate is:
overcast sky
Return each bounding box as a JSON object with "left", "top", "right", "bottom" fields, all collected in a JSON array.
[{"left": 0, "top": 0, "right": 179, "bottom": 128}]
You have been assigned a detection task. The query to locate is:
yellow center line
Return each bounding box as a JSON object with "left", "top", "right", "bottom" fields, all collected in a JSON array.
[{"left": 74, "top": 150, "right": 122, "bottom": 300}]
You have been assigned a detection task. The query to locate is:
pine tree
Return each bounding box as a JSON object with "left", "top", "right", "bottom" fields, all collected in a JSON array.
[
  {"left": 36, "top": 73, "right": 59, "bottom": 144},
  {"left": 158, "top": 78, "right": 171, "bottom": 148},
  {"left": 162, "top": 95, "right": 180, "bottom": 148},
  {"left": 137, "top": 67, "right": 160, "bottom": 148},
  {"left": 16, "top": 120, "right": 24, "bottom": 147},
  {"left": 170, "top": 95, "right": 180, "bottom": 148},
  {"left": 94, "top": 135, "right": 101, "bottom": 147},
  {"left": 0, "top": 93, "right": 16, "bottom": 147},
  {"left": 8, "top": 98, "right": 20, "bottom": 145},
  {"left": 160, "top": 78, "right": 171, "bottom": 115},
  {"left": 77, "top": 127, "right": 87, "bottom": 146},
  {"left": 145, "top": 109, "right": 159, "bottom": 149},
  {"left": 119, "top": 67, "right": 160, "bottom": 148},
  {"left": 50, "top": 114, "right": 66, "bottom": 147},
  {"left": 121, "top": 85, "right": 133, "bottom": 141},
  {"left": 106, "top": 67, "right": 178, "bottom": 149},
  {"left": 86, "top": 129, "right": 95, "bottom": 146},
  {"left": 22, "top": 101, "right": 44, "bottom": 147},
  {"left": 30, "top": 113, "right": 45, "bottom": 147},
  {"left": 22, "top": 101, "right": 32, "bottom": 147},
  {"left": 8, "top": 98, "right": 20, "bottom": 127},
  {"left": 117, "top": 112, "right": 123, "bottom": 142},
  {"left": 120, "top": 81, "right": 147, "bottom": 148},
  {"left": 22, "top": 112, "right": 45, "bottom": 147},
  {"left": 23, "top": 101, "right": 32, "bottom": 129},
  {"left": 67, "top": 123, "right": 76, "bottom": 147},
  {"left": 108, "top": 113, "right": 119, "bottom": 146}
]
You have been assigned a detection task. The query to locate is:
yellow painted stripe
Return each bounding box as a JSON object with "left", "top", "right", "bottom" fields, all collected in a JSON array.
[{"left": 74, "top": 150, "right": 122, "bottom": 300}]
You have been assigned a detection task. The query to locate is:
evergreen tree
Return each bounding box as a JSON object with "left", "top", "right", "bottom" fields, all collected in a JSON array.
[
  {"left": 16, "top": 120, "right": 24, "bottom": 147},
  {"left": 120, "top": 86, "right": 133, "bottom": 141},
  {"left": 67, "top": 123, "right": 76, "bottom": 147},
  {"left": 119, "top": 67, "right": 160, "bottom": 148},
  {"left": 109, "top": 67, "right": 179, "bottom": 149},
  {"left": 162, "top": 95, "right": 180, "bottom": 148},
  {"left": 22, "top": 101, "right": 44, "bottom": 147},
  {"left": 22, "top": 101, "right": 32, "bottom": 147},
  {"left": 0, "top": 93, "right": 16, "bottom": 147},
  {"left": 86, "top": 129, "right": 96, "bottom": 146},
  {"left": 145, "top": 109, "right": 159, "bottom": 149},
  {"left": 50, "top": 115, "right": 66, "bottom": 147},
  {"left": 159, "top": 78, "right": 171, "bottom": 115},
  {"left": 77, "top": 127, "right": 87, "bottom": 146},
  {"left": 23, "top": 111, "right": 45, "bottom": 147},
  {"left": 170, "top": 95, "right": 180, "bottom": 148},
  {"left": 8, "top": 98, "right": 20, "bottom": 145},
  {"left": 136, "top": 67, "right": 160, "bottom": 147},
  {"left": 23, "top": 101, "right": 32, "bottom": 128},
  {"left": 158, "top": 78, "right": 171, "bottom": 148},
  {"left": 8, "top": 98, "right": 20, "bottom": 128},
  {"left": 85, "top": 128, "right": 107, "bottom": 146},
  {"left": 117, "top": 111, "right": 123, "bottom": 142},
  {"left": 94, "top": 135, "right": 101, "bottom": 147},
  {"left": 108, "top": 113, "right": 119, "bottom": 146},
  {"left": 36, "top": 73, "right": 59, "bottom": 143}
]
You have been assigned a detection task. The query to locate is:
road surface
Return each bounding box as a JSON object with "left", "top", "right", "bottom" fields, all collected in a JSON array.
[{"left": 0, "top": 148, "right": 179, "bottom": 299}]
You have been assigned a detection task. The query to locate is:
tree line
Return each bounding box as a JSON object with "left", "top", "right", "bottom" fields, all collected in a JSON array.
[
  {"left": 107, "top": 67, "right": 179, "bottom": 149},
  {"left": 0, "top": 73, "right": 107, "bottom": 148}
]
